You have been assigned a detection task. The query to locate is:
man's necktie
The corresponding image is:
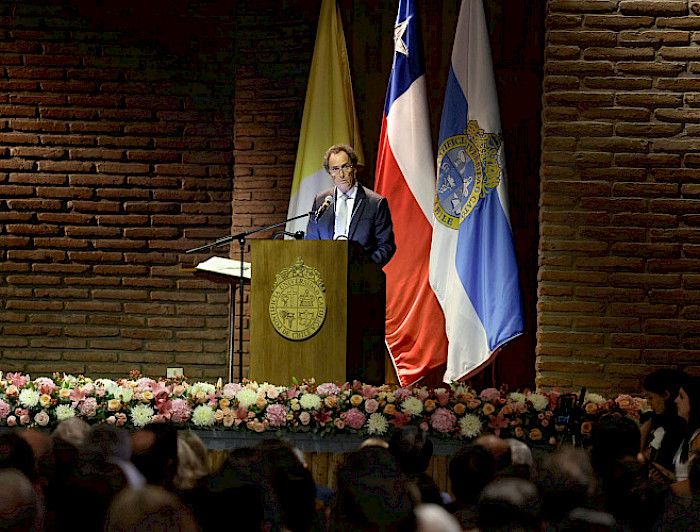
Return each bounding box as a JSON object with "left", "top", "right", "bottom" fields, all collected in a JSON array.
[{"left": 335, "top": 193, "right": 348, "bottom": 237}]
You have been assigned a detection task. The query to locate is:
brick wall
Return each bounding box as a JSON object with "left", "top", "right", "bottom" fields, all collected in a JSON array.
[
  {"left": 0, "top": 0, "right": 236, "bottom": 379},
  {"left": 538, "top": 0, "right": 700, "bottom": 392}
]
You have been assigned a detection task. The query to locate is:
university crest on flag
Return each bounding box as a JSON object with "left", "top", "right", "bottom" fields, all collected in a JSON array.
[{"left": 435, "top": 120, "right": 502, "bottom": 229}]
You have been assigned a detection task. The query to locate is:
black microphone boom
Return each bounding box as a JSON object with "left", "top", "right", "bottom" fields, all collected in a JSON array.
[{"left": 314, "top": 195, "right": 333, "bottom": 221}]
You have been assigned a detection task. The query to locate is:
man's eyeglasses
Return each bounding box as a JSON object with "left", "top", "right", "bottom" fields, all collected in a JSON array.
[{"left": 328, "top": 163, "right": 354, "bottom": 176}]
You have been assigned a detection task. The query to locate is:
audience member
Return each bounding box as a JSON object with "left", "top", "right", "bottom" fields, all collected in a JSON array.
[
  {"left": 474, "top": 434, "right": 512, "bottom": 475},
  {"left": 0, "top": 432, "right": 37, "bottom": 481},
  {"left": 503, "top": 438, "right": 533, "bottom": 480},
  {"left": 477, "top": 478, "right": 540, "bottom": 531},
  {"left": 640, "top": 368, "right": 686, "bottom": 471},
  {"left": 105, "top": 485, "right": 199, "bottom": 532},
  {"left": 414, "top": 503, "right": 461, "bottom": 532},
  {"left": 445, "top": 443, "right": 496, "bottom": 529},
  {"left": 173, "top": 431, "right": 209, "bottom": 492},
  {"left": 330, "top": 445, "right": 417, "bottom": 531},
  {"left": 0, "top": 468, "right": 44, "bottom": 532},
  {"left": 131, "top": 423, "right": 178, "bottom": 490},
  {"left": 388, "top": 426, "right": 444, "bottom": 505}
]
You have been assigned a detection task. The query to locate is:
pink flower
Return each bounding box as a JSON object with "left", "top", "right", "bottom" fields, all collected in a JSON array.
[
  {"left": 435, "top": 389, "right": 451, "bottom": 407},
  {"left": 416, "top": 389, "right": 429, "bottom": 401},
  {"left": 135, "top": 377, "right": 156, "bottom": 390},
  {"left": 334, "top": 418, "right": 346, "bottom": 429},
  {"left": 430, "top": 408, "right": 457, "bottom": 433},
  {"left": 223, "top": 383, "right": 242, "bottom": 399},
  {"left": 345, "top": 408, "right": 366, "bottom": 430},
  {"left": 0, "top": 400, "right": 10, "bottom": 420},
  {"left": 299, "top": 412, "right": 311, "bottom": 425},
  {"left": 480, "top": 388, "right": 501, "bottom": 401},
  {"left": 34, "top": 411, "right": 49, "bottom": 427},
  {"left": 266, "top": 404, "right": 287, "bottom": 427},
  {"left": 361, "top": 385, "right": 378, "bottom": 399},
  {"left": 419, "top": 421, "right": 429, "bottom": 432},
  {"left": 34, "top": 377, "right": 56, "bottom": 395},
  {"left": 7, "top": 416, "right": 16, "bottom": 427},
  {"left": 286, "top": 387, "right": 300, "bottom": 399},
  {"left": 79, "top": 397, "right": 97, "bottom": 418},
  {"left": 169, "top": 399, "right": 192, "bottom": 423},
  {"left": 19, "top": 414, "right": 30, "bottom": 425},
  {"left": 467, "top": 399, "right": 482, "bottom": 409},
  {"left": 106, "top": 416, "right": 116, "bottom": 425},
  {"left": 364, "top": 399, "right": 379, "bottom": 414},
  {"left": 391, "top": 411, "right": 411, "bottom": 428},
  {"left": 6, "top": 373, "right": 28, "bottom": 388},
  {"left": 393, "top": 388, "right": 412, "bottom": 400},
  {"left": 152, "top": 381, "right": 169, "bottom": 397},
  {"left": 487, "top": 412, "right": 509, "bottom": 436},
  {"left": 69, "top": 387, "right": 86, "bottom": 408},
  {"left": 115, "top": 413, "right": 127, "bottom": 426},
  {"left": 314, "top": 410, "right": 332, "bottom": 426},
  {"left": 317, "top": 383, "right": 341, "bottom": 396}
]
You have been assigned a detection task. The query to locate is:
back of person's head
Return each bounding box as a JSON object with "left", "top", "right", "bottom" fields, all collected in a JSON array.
[
  {"left": 86, "top": 424, "right": 132, "bottom": 461},
  {"left": 0, "top": 469, "right": 43, "bottom": 532},
  {"left": 334, "top": 446, "right": 416, "bottom": 531},
  {"left": 105, "top": 486, "right": 198, "bottom": 532},
  {"left": 474, "top": 434, "right": 512, "bottom": 473},
  {"left": 51, "top": 417, "right": 91, "bottom": 448},
  {"left": 254, "top": 439, "right": 315, "bottom": 532},
  {"left": 131, "top": 423, "right": 178, "bottom": 488},
  {"left": 589, "top": 414, "right": 641, "bottom": 473},
  {"left": 414, "top": 503, "right": 462, "bottom": 532},
  {"left": 173, "top": 432, "right": 209, "bottom": 491},
  {"left": 388, "top": 426, "right": 434, "bottom": 475},
  {"left": 0, "top": 432, "right": 36, "bottom": 482},
  {"left": 503, "top": 439, "right": 533, "bottom": 479},
  {"left": 448, "top": 444, "right": 496, "bottom": 504},
  {"left": 532, "top": 445, "right": 596, "bottom": 524},
  {"left": 477, "top": 478, "right": 541, "bottom": 532}
]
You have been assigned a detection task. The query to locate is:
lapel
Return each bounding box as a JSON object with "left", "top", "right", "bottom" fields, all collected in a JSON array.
[{"left": 348, "top": 185, "right": 366, "bottom": 240}]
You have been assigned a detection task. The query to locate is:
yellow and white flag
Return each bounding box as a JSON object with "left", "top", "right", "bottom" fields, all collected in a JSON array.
[{"left": 285, "top": 0, "right": 363, "bottom": 236}]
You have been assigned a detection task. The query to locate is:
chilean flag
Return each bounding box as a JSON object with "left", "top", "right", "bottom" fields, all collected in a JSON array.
[{"left": 375, "top": 0, "right": 448, "bottom": 385}]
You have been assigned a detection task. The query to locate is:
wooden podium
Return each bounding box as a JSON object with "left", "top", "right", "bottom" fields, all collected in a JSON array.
[{"left": 249, "top": 240, "right": 385, "bottom": 385}]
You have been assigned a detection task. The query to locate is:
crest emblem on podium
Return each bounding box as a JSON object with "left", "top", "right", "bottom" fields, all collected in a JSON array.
[{"left": 268, "top": 257, "right": 327, "bottom": 341}]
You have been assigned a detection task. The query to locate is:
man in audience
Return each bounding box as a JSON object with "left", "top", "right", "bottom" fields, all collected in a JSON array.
[{"left": 445, "top": 443, "right": 496, "bottom": 529}]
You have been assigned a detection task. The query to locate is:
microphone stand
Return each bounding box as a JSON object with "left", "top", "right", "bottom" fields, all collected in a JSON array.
[{"left": 185, "top": 212, "right": 312, "bottom": 383}]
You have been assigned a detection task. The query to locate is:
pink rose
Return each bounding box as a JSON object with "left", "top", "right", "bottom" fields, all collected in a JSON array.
[
  {"left": 393, "top": 388, "right": 412, "bottom": 400},
  {"left": 365, "top": 399, "right": 379, "bottom": 414},
  {"left": 79, "top": 397, "right": 97, "bottom": 418},
  {"left": 435, "top": 389, "right": 451, "bottom": 407},
  {"left": 19, "top": 414, "right": 30, "bottom": 425},
  {"left": 265, "top": 404, "right": 287, "bottom": 427},
  {"left": 7, "top": 416, "right": 16, "bottom": 427},
  {"left": 169, "top": 399, "right": 192, "bottom": 423},
  {"left": 361, "top": 385, "right": 378, "bottom": 399},
  {"left": 345, "top": 408, "right": 366, "bottom": 430},
  {"left": 34, "top": 411, "right": 49, "bottom": 427},
  {"left": 480, "top": 388, "right": 501, "bottom": 401},
  {"left": 430, "top": 408, "right": 457, "bottom": 433},
  {"left": 299, "top": 412, "right": 311, "bottom": 425},
  {"left": 0, "top": 400, "right": 10, "bottom": 420},
  {"left": 106, "top": 416, "right": 116, "bottom": 424}
]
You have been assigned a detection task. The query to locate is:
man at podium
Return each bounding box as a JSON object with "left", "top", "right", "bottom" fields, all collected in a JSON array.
[{"left": 305, "top": 144, "right": 396, "bottom": 268}]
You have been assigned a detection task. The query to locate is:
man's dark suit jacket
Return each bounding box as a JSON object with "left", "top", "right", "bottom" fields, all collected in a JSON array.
[{"left": 305, "top": 184, "right": 396, "bottom": 268}]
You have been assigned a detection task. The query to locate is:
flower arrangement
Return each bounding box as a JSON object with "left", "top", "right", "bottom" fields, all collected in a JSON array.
[{"left": 0, "top": 371, "right": 648, "bottom": 446}]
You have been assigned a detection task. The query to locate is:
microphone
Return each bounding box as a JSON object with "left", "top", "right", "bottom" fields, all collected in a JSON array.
[{"left": 314, "top": 195, "right": 333, "bottom": 221}]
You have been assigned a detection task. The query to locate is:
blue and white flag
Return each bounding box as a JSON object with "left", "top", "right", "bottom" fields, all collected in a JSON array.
[{"left": 429, "top": 0, "right": 524, "bottom": 382}]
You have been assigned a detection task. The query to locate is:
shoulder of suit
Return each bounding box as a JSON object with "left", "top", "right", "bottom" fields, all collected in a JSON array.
[{"left": 359, "top": 184, "right": 387, "bottom": 202}]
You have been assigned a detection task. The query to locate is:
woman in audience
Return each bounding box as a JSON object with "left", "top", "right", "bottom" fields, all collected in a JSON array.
[
  {"left": 651, "top": 374, "right": 700, "bottom": 497},
  {"left": 640, "top": 368, "right": 686, "bottom": 471}
]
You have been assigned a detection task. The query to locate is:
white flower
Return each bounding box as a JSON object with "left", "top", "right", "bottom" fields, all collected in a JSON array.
[
  {"left": 401, "top": 396, "right": 424, "bottom": 416},
  {"left": 96, "top": 379, "right": 119, "bottom": 397},
  {"left": 236, "top": 389, "right": 257, "bottom": 409},
  {"left": 190, "top": 382, "right": 216, "bottom": 396},
  {"left": 55, "top": 405, "right": 75, "bottom": 421},
  {"left": 18, "top": 389, "right": 40, "bottom": 408},
  {"left": 116, "top": 387, "right": 133, "bottom": 403},
  {"left": 585, "top": 392, "right": 606, "bottom": 405},
  {"left": 459, "top": 414, "right": 483, "bottom": 438},
  {"left": 367, "top": 413, "right": 388, "bottom": 435},
  {"left": 130, "top": 404, "right": 154, "bottom": 427},
  {"left": 508, "top": 392, "right": 527, "bottom": 404},
  {"left": 452, "top": 384, "right": 470, "bottom": 396},
  {"left": 527, "top": 393, "right": 549, "bottom": 411},
  {"left": 192, "top": 405, "right": 216, "bottom": 427},
  {"left": 299, "top": 393, "right": 322, "bottom": 410},
  {"left": 34, "top": 411, "right": 50, "bottom": 427}
]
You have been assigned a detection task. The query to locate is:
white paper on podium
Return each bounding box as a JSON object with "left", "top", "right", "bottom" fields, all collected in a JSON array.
[{"left": 196, "top": 256, "right": 251, "bottom": 280}]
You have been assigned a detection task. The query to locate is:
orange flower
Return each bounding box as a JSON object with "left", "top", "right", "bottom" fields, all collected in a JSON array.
[
  {"left": 334, "top": 418, "right": 346, "bottom": 429},
  {"left": 580, "top": 421, "right": 593, "bottom": 435},
  {"left": 107, "top": 399, "right": 121, "bottom": 411},
  {"left": 324, "top": 396, "right": 338, "bottom": 408},
  {"left": 424, "top": 399, "right": 437, "bottom": 412},
  {"left": 482, "top": 403, "right": 496, "bottom": 416},
  {"left": 350, "top": 394, "right": 363, "bottom": 407},
  {"left": 384, "top": 404, "right": 396, "bottom": 416},
  {"left": 219, "top": 398, "right": 231, "bottom": 408},
  {"left": 501, "top": 405, "right": 513, "bottom": 416},
  {"left": 514, "top": 426, "right": 524, "bottom": 438},
  {"left": 585, "top": 402, "right": 598, "bottom": 414},
  {"left": 529, "top": 428, "right": 542, "bottom": 441},
  {"left": 454, "top": 403, "right": 466, "bottom": 415}
]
